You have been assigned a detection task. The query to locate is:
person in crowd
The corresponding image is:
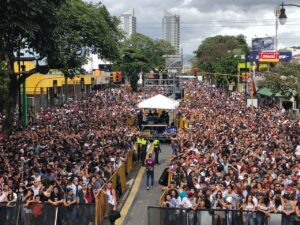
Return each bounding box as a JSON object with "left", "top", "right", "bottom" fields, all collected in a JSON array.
[
  {"left": 6, "top": 186, "right": 17, "bottom": 224},
  {"left": 84, "top": 183, "right": 95, "bottom": 204},
  {"left": 145, "top": 153, "right": 156, "bottom": 190},
  {"left": 241, "top": 194, "right": 255, "bottom": 225},
  {"left": 281, "top": 195, "right": 296, "bottom": 225},
  {"left": 141, "top": 138, "right": 148, "bottom": 166},
  {"left": 48, "top": 186, "right": 64, "bottom": 207},
  {"left": 153, "top": 139, "right": 161, "bottom": 165}
]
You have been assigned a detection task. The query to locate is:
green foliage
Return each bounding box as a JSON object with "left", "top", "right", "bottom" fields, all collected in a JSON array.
[
  {"left": 258, "top": 62, "right": 300, "bottom": 95},
  {"left": 49, "top": 0, "right": 122, "bottom": 78},
  {"left": 0, "top": 0, "right": 122, "bottom": 131},
  {"left": 115, "top": 33, "right": 175, "bottom": 91},
  {"left": 193, "top": 35, "right": 249, "bottom": 85},
  {"left": 0, "top": 0, "right": 66, "bottom": 59}
]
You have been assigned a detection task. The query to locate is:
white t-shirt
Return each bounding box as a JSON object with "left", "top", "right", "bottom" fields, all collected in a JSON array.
[
  {"left": 0, "top": 193, "right": 6, "bottom": 202},
  {"left": 181, "top": 197, "right": 193, "bottom": 208},
  {"left": 295, "top": 145, "right": 300, "bottom": 156}
]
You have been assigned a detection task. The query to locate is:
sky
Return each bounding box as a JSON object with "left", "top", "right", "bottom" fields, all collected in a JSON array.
[{"left": 93, "top": 0, "right": 300, "bottom": 55}]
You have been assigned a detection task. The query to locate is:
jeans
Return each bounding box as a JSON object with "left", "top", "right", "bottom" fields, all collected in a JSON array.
[
  {"left": 146, "top": 170, "right": 154, "bottom": 187},
  {"left": 245, "top": 212, "right": 255, "bottom": 225},
  {"left": 282, "top": 215, "right": 294, "bottom": 225},
  {"left": 256, "top": 213, "right": 266, "bottom": 225}
]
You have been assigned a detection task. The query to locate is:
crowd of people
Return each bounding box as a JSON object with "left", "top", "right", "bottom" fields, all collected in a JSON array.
[
  {"left": 163, "top": 81, "right": 300, "bottom": 225},
  {"left": 0, "top": 87, "right": 161, "bottom": 224}
]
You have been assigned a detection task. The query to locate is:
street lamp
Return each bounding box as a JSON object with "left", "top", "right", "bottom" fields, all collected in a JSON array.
[
  {"left": 279, "top": 5, "right": 287, "bottom": 25},
  {"left": 275, "top": 2, "right": 300, "bottom": 50}
]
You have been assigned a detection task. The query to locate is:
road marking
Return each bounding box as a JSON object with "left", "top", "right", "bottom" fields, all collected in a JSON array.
[
  {"left": 115, "top": 166, "right": 145, "bottom": 225},
  {"left": 116, "top": 144, "right": 153, "bottom": 225}
]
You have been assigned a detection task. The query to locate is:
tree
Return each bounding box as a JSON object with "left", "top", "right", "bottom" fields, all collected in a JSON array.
[
  {"left": 193, "top": 35, "right": 249, "bottom": 86},
  {"left": 0, "top": 0, "right": 121, "bottom": 134},
  {"left": 121, "top": 48, "right": 149, "bottom": 91},
  {"left": 258, "top": 62, "right": 300, "bottom": 96},
  {"left": 115, "top": 33, "right": 175, "bottom": 91},
  {"left": 0, "top": 0, "right": 66, "bottom": 134},
  {"left": 0, "top": 62, "right": 9, "bottom": 112}
]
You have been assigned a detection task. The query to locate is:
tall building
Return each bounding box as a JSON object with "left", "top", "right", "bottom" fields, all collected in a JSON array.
[
  {"left": 162, "top": 10, "right": 180, "bottom": 54},
  {"left": 119, "top": 9, "right": 137, "bottom": 39}
]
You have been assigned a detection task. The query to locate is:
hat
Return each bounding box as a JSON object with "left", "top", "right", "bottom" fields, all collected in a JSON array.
[
  {"left": 190, "top": 163, "right": 196, "bottom": 167},
  {"left": 226, "top": 197, "right": 232, "bottom": 204}
]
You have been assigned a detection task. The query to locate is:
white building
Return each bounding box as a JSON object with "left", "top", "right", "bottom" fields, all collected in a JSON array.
[
  {"left": 162, "top": 10, "right": 180, "bottom": 54},
  {"left": 119, "top": 9, "right": 137, "bottom": 39}
]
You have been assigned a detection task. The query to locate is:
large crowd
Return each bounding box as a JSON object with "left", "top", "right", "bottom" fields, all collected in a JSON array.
[
  {"left": 163, "top": 81, "right": 300, "bottom": 225},
  {"left": 1, "top": 78, "right": 300, "bottom": 225},
  {"left": 0, "top": 88, "right": 160, "bottom": 213}
]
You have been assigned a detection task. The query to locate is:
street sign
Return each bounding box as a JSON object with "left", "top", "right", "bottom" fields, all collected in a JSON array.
[
  {"left": 259, "top": 52, "right": 280, "bottom": 62},
  {"left": 246, "top": 51, "right": 292, "bottom": 63},
  {"left": 279, "top": 52, "right": 292, "bottom": 62}
]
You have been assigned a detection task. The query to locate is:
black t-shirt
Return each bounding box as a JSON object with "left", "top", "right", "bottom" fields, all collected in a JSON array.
[
  {"left": 40, "top": 192, "right": 50, "bottom": 202},
  {"left": 50, "top": 192, "right": 63, "bottom": 202}
]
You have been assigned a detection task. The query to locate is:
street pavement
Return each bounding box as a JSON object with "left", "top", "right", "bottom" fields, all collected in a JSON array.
[{"left": 121, "top": 144, "right": 171, "bottom": 225}]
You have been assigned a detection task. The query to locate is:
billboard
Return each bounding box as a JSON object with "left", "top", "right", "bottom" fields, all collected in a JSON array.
[
  {"left": 252, "top": 37, "right": 275, "bottom": 51},
  {"left": 165, "top": 55, "right": 183, "bottom": 70},
  {"left": 259, "top": 52, "right": 280, "bottom": 62},
  {"left": 246, "top": 51, "right": 292, "bottom": 62}
]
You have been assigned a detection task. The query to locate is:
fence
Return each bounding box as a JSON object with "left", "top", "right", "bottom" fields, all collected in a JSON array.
[
  {"left": 148, "top": 207, "right": 290, "bottom": 225},
  {"left": 0, "top": 148, "right": 136, "bottom": 225},
  {"left": 0, "top": 203, "right": 95, "bottom": 225},
  {"left": 95, "top": 148, "right": 137, "bottom": 225}
]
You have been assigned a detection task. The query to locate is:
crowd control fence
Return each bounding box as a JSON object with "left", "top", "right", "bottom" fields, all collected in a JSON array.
[
  {"left": 95, "top": 147, "right": 139, "bottom": 225},
  {"left": 0, "top": 203, "right": 95, "bottom": 225},
  {"left": 148, "top": 207, "right": 293, "bottom": 225},
  {"left": 0, "top": 148, "right": 137, "bottom": 225}
]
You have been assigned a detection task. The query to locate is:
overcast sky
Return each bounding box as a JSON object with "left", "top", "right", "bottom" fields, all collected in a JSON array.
[{"left": 93, "top": 0, "right": 300, "bottom": 55}]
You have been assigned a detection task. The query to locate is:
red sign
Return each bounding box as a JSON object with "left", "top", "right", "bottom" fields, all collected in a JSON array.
[
  {"left": 193, "top": 68, "right": 198, "bottom": 74},
  {"left": 259, "top": 52, "right": 280, "bottom": 62}
]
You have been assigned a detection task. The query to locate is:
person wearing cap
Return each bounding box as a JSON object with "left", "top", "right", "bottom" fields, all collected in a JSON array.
[
  {"left": 145, "top": 153, "right": 155, "bottom": 190},
  {"left": 153, "top": 139, "right": 161, "bottom": 165}
]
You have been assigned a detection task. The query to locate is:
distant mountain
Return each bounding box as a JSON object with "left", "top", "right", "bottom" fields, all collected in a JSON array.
[{"left": 183, "top": 54, "right": 193, "bottom": 66}]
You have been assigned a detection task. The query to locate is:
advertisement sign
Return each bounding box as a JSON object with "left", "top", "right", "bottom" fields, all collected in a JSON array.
[
  {"left": 246, "top": 51, "right": 292, "bottom": 62},
  {"left": 279, "top": 51, "right": 293, "bottom": 62},
  {"left": 252, "top": 37, "right": 275, "bottom": 51},
  {"left": 259, "top": 52, "right": 280, "bottom": 62}
]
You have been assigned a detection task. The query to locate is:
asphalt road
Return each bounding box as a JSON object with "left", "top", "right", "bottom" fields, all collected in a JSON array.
[{"left": 121, "top": 144, "right": 171, "bottom": 225}]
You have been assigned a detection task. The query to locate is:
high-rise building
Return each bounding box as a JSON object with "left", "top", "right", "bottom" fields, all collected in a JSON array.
[
  {"left": 162, "top": 10, "right": 180, "bottom": 54},
  {"left": 119, "top": 9, "right": 137, "bottom": 39}
]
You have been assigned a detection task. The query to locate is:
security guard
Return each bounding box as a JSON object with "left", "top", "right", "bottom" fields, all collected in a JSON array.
[
  {"left": 140, "top": 137, "right": 148, "bottom": 166},
  {"left": 153, "top": 139, "right": 161, "bottom": 164},
  {"left": 136, "top": 136, "right": 142, "bottom": 162}
]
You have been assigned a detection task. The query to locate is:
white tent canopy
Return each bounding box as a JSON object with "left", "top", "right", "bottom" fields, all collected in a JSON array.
[{"left": 137, "top": 94, "right": 179, "bottom": 110}]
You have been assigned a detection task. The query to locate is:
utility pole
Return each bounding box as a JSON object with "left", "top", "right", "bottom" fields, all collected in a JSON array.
[
  {"left": 21, "top": 65, "right": 28, "bottom": 127},
  {"left": 244, "top": 53, "right": 248, "bottom": 105}
]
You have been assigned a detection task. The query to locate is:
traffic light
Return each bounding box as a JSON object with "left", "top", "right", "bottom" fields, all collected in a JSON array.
[
  {"left": 115, "top": 72, "right": 121, "bottom": 83},
  {"left": 112, "top": 72, "right": 116, "bottom": 82},
  {"left": 193, "top": 68, "right": 198, "bottom": 76},
  {"left": 242, "top": 73, "right": 249, "bottom": 81}
]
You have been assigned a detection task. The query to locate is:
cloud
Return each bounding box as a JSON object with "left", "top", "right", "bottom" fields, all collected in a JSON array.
[{"left": 92, "top": 0, "right": 300, "bottom": 56}]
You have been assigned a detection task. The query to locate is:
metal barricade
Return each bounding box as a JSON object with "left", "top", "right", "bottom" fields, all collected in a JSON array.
[
  {"left": 0, "top": 203, "right": 19, "bottom": 225},
  {"left": 57, "top": 204, "right": 95, "bottom": 225},
  {"left": 19, "top": 203, "right": 56, "bottom": 225},
  {"left": 148, "top": 207, "right": 285, "bottom": 225}
]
